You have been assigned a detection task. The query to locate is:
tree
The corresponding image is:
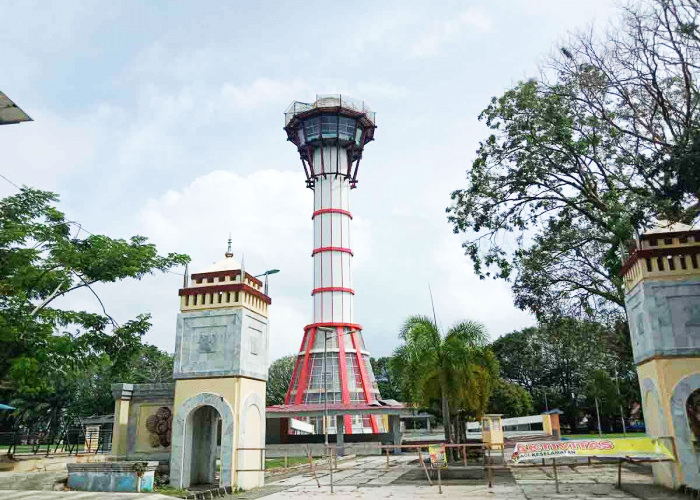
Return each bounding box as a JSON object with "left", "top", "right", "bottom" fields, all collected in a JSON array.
[
  {"left": 490, "top": 327, "right": 544, "bottom": 392},
  {"left": 393, "top": 315, "right": 489, "bottom": 445},
  {"left": 489, "top": 379, "right": 534, "bottom": 417},
  {"left": 370, "top": 357, "right": 403, "bottom": 401},
  {"left": 447, "top": 0, "right": 700, "bottom": 321},
  {"left": 266, "top": 355, "right": 295, "bottom": 406},
  {"left": 0, "top": 187, "right": 188, "bottom": 431},
  {"left": 490, "top": 318, "right": 639, "bottom": 432},
  {"left": 585, "top": 369, "right": 620, "bottom": 434}
]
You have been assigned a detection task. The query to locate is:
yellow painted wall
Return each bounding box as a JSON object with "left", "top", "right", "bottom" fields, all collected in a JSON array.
[
  {"left": 111, "top": 399, "right": 130, "bottom": 457},
  {"left": 542, "top": 414, "right": 552, "bottom": 435},
  {"left": 637, "top": 358, "right": 700, "bottom": 428},
  {"left": 173, "top": 378, "right": 240, "bottom": 413},
  {"left": 637, "top": 357, "right": 700, "bottom": 488},
  {"left": 234, "top": 377, "right": 265, "bottom": 489},
  {"left": 174, "top": 376, "right": 266, "bottom": 490},
  {"left": 174, "top": 377, "right": 241, "bottom": 488}
]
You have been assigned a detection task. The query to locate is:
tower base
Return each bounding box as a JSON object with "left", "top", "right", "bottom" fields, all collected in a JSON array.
[{"left": 285, "top": 323, "right": 383, "bottom": 434}]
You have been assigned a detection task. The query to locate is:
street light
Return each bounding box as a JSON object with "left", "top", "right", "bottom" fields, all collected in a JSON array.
[
  {"left": 0, "top": 91, "right": 32, "bottom": 125},
  {"left": 315, "top": 326, "right": 334, "bottom": 449},
  {"left": 254, "top": 269, "right": 280, "bottom": 295}
]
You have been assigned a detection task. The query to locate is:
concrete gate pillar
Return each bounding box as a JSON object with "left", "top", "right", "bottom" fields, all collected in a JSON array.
[
  {"left": 336, "top": 415, "right": 345, "bottom": 457},
  {"left": 389, "top": 415, "right": 402, "bottom": 453},
  {"left": 169, "top": 249, "right": 272, "bottom": 491},
  {"left": 621, "top": 222, "right": 700, "bottom": 490}
]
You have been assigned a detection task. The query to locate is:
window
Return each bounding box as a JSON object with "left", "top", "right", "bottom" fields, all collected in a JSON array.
[
  {"left": 307, "top": 353, "right": 340, "bottom": 392},
  {"left": 304, "top": 117, "right": 320, "bottom": 141},
  {"left": 321, "top": 115, "right": 338, "bottom": 138},
  {"left": 338, "top": 116, "right": 356, "bottom": 140},
  {"left": 346, "top": 354, "right": 363, "bottom": 391}
]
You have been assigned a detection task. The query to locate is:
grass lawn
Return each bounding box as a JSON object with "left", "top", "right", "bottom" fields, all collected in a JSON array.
[
  {"left": 154, "top": 485, "right": 190, "bottom": 497},
  {"left": 562, "top": 433, "right": 648, "bottom": 439},
  {"left": 265, "top": 456, "right": 314, "bottom": 469}
]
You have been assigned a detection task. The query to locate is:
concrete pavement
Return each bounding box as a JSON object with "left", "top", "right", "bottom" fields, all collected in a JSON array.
[{"left": 0, "top": 455, "right": 691, "bottom": 499}]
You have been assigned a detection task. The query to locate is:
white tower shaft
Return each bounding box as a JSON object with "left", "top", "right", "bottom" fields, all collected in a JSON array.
[{"left": 312, "top": 146, "right": 354, "bottom": 323}]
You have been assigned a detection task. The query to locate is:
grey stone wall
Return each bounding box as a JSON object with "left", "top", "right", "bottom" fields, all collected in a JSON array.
[
  {"left": 173, "top": 308, "right": 268, "bottom": 381},
  {"left": 625, "top": 278, "right": 700, "bottom": 364}
]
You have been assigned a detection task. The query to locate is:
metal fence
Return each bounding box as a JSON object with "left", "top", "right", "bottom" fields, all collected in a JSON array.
[{"left": 0, "top": 428, "right": 112, "bottom": 456}]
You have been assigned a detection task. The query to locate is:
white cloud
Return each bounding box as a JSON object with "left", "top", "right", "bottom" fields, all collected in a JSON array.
[
  {"left": 411, "top": 7, "right": 494, "bottom": 58},
  {"left": 136, "top": 168, "right": 350, "bottom": 359},
  {"left": 220, "top": 78, "right": 309, "bottom": 111}
]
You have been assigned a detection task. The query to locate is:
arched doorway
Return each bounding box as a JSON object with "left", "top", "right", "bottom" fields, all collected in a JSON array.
[
  {"left": 671, "top": 373, "right": 700, "bottom": 490},
  {"left": 170, "top": 393, "right": 236, "bottom": 489},
  {"left": 687, "top": 388, "right": 700, "bottom": 452},
  {"left": 187, "top": 405, "right": 221, "bottom": 486}
]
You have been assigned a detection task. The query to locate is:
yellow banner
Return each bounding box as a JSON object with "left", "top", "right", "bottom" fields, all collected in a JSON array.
[
  {"left": 512, "top": 438, "right": 675, "bottom": 463},
  {"left": 428, "top": 444, "right": 448, "bottom": 469}
]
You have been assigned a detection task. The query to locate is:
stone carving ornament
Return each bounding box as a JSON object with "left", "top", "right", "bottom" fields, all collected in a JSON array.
[{"left": 145, "top": 406, "right": 172, "bottom": 448}]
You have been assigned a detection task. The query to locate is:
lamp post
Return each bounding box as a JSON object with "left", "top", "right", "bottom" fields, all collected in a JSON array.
[
  {"left": 254, "top": 269, "right": 280, "bottom": 295},
  {"left": 315, "top": 327, "right": 334, "bottom": 447},
  {"left": 315, "top": 326, "right": 336, "bottom": 493},
  {"left": 614, "top": 369, "right": 627, "bottom": 436}
]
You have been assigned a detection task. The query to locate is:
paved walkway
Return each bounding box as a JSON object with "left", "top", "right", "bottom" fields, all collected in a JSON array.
[{"left": 0, "top": 455, "right": 691, "bottom": 499}]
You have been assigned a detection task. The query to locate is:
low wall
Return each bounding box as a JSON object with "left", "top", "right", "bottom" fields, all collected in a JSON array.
[
  {"left": 0, "top": 453, "right": 107, "bottom": 473},
  {"left": 266, "top": 442, "right": 382, "bottom": 458},
  {"left": 0, "top": 471, "right": 67, "bottom": 491},
  {"left": 67, "top": 461, "right": 158, "bottom": 493}
]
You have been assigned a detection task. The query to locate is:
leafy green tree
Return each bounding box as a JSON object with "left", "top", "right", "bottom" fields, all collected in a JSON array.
[
  {"left": 0, "top": 187, "right": 188, "bottom": 432},
  {"left": 585, "top": 369, "right": 620, "bottom": 433},
  {"left": 488, "top": 379, "right": 533, "bottom": 417},
  {"left": 393, "top": 315, "right": 489, "bottom": 444},
  {"left": 447, "top": 0, "right": 700, "bottom": 321},
  {"left": 266, "top": 355, "right": 295, "bottom": 406},
  {"left": 490, "top": 327, "right": 544, "bottom": 392},
  {"left": 370, "top": 357, "right": 403, "bottom": 401},
  {"left": 491, "top": 318, "right": 639, "bottom": 432}
]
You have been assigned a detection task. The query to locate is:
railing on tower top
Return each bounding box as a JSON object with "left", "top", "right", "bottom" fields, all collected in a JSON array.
[{"left": 285, "top": 95, "right": 376, "bottom": 126}]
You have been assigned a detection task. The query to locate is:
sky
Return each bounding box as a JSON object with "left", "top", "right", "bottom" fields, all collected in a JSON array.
[{"left": 0, "top": 0, "right": 621, "bottom": 360}]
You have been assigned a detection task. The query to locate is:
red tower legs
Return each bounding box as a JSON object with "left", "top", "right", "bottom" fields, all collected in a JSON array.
[{"left": 286, "top": 322, "right": 381, "bottom": 434}]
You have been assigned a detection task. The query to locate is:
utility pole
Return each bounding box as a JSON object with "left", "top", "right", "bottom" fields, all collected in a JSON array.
[
  {"left": 614, "top": 369, "right": 626, "bottom": 435},
  {"left": 323, "top": 328, "right": 328, "bottom": 448},
  {"left": 594, "top": 397, "right": 602, "bottom": 437}
]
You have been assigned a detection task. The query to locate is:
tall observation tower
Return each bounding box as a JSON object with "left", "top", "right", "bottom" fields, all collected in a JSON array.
[{"left": 283, "top": 95, "right": 382, "bottom": 434}]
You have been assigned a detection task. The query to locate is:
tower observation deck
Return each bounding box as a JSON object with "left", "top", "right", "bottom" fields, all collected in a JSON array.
[{"left": 283, "top": 95, "right": 382, "bottom": 434}]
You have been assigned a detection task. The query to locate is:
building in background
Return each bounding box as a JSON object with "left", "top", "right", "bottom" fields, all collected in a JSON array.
[{"left": 0, "top": 91, "right": 31, "bottom": 125}]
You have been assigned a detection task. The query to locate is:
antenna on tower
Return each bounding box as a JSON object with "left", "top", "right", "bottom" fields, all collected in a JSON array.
[{"left": 225, "top": 233, "right": 233, "bottom": 258}]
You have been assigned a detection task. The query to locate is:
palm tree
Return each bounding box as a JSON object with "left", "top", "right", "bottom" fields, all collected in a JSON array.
[{"left": 393, "top": 315, "right": 489, "bottom": 445}]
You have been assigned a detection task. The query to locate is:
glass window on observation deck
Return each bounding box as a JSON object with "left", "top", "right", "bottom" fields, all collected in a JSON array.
[
  {"left": 338, "top": 116, "right": 356, "bottom": 141},
  {"left": 321, "top": 115, "right": 338, "bottom": 138},
  {"left": 304, "top": 117, "right": 320, "bottom": 141}
]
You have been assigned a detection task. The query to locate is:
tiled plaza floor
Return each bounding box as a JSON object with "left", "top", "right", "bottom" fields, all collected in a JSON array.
[{"left": 1, "top": 455, "right": 691, "bottom": 499}]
